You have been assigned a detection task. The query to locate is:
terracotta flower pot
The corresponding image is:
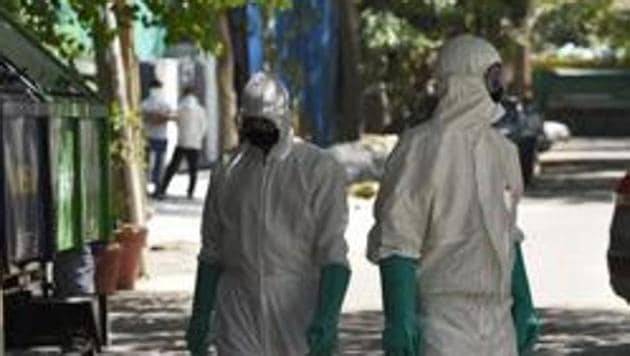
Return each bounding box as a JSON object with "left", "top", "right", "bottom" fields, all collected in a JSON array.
[
  {"left": 94, "top": 242, "right": 122, "bottom": 295},
  {"left": 115, "top": 224, "right": 148, "bottom": 290}
]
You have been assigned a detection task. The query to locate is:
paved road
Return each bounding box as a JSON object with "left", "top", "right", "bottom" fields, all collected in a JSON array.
[
  {"left": 14, "top": 139, "right": 630, "bottom": 355},
  {"left": 129, "top": 142, "right": 630, "bottom": 355},
  {"left": 101, "top": 293, "right": 630, "bottom": 355},
  {"left": 134, "top": 139, "right": 630, "bottom": 355}
]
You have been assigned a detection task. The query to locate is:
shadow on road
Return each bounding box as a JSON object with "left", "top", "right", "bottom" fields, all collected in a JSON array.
[
  {"left": 537, "top": 308, "right": 630, "bottom": 356},
  {"left": 150, "top": 197, "right": 204, "bottom": 218},
  {"left": 339, "top": 311, "right": 382, "bottom": 355},
  {"left": 95, "top": 292, "right": 630, "bottom": 355},
  {"left": 107, "top": 292, "right": 189, "bottom": 354},
  {"left": 526, "top": 162, "right": 622, "bottom": 204}
]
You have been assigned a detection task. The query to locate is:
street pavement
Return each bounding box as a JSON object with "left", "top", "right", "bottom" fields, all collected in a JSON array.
[
  {"left": 129, "top": 138, "right": 630, "bottom": 355},
  {"left": 139, "top": 139, "right": 630, "bottom": 311},
  {"left": 526, "top": 141, "right": 628, "bottom": 310},
  {"left": 13, "top": 138, "right": 630, "bottom": 355}
]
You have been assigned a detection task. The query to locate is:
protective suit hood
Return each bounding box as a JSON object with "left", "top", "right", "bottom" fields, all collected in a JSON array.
[
  {"left": 200, "top": 95, "right": 350, "bottom": 354},
  {"left": 432, "top": 34, "right": 505, "bottom": 129},
  {"left": 240, "top": 72, "right": 294, "bottom": 160},
  {"left": 368, "top": 35, "right": 525, "bottom": 355},
  {"left": 368, "top": 34, "right": 524, "bottom": 290}
]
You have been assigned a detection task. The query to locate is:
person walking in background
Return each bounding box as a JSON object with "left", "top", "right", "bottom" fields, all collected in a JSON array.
[
  {"left": 367, "top": 34, "right": 539, "bottom": 356},
  {"left": 155, "top": 86, "right": 207, "bottom": 200},
  {"left": 142, "top": 79, "right": 173, "bottom": 194}
]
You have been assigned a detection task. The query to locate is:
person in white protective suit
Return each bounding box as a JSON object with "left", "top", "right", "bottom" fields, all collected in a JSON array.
[
  {"left": 367, "top": 34, "right": 539, "bottom": 356},
  {"left": 186, "top": 72, "right": 351, "bottom": 356}
]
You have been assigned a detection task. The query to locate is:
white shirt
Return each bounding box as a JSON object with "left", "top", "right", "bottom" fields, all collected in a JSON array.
[
  {"left": 176, "top": 95, "right": 207, "bottom": 150},
  {"left": 142, "top": 89, "right": 172, "bottom": 140}
]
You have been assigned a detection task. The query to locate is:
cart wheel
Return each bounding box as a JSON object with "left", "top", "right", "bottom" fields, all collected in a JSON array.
[
  {"left": 83, "top": 346, "right": 98, "bottom": 356},
  {"left": 60, "top": 343, "right": 97, "bottom": 356},
  {"left": 61, "top": 330, "right": 97, "bottom": 356}
]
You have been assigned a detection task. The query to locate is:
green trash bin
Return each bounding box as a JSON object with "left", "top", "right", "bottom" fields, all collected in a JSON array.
[
  {"left": 49, "top": 100, "right": 111, "bottom": 252},
  {"left": 50, "top": 109, "right": 78, "bottom": 252},
  {"left": 1, "top": 100, "right": 53, "bottom": 266},
  {"left": 78, "top": 105, "right": 111, "bottom": 244}
]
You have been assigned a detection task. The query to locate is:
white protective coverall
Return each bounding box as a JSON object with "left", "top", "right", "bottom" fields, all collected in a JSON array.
[
  {"left": 199, "top": 73, "right": 350, "bottom": 355},
  {"left": 367, "top": 35, "right": 524, "bottom": 356}
]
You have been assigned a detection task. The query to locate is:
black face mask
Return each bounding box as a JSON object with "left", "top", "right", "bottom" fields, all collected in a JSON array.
[
  {"left": 485, "top": 62, "right": 505, "bottom": 103},
  {"left": 240, "top": 117, "right": 280, "bottom": 154},
  {"left": 489, "top": 86, "right": 505, "bottom": 103}
]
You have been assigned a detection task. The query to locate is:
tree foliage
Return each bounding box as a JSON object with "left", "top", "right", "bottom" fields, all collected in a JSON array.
[
  {"left": 358, "top": 0, "right": 630, "bottom": 125},
  {"left": 532, "top": 0, "right": 615, "bottom": 50},
  {"left": 360, "top": 0, "right": 533, "bottom": 118},
  {"left": 2, "top": 1, "right": 84, "bottom": 59},
  {"left": 2, "top": 0, "right": 290, "bottom": 63},
  {"left": 3, "top": 1, "right": 290, "bottom": 224},
  {"left": 358, "top": 0, "right": 535, "bottom": 123}
]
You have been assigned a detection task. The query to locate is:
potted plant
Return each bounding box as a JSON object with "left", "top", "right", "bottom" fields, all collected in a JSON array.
[{"left": 94, "top": 241, "right": 122, "bottom": 295}]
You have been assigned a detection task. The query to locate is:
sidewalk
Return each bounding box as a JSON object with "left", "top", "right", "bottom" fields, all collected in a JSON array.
[
  {"left": 540, "top": 138, "right": 630, "bottom": 170},
  {"left": 101, "top": 292, "right": 630, "bottom": 355},
  {"left": 108, "top": 138, "right": 630, "bottom": 355},
  {"left": 135, "top": 171, "right": 210, "bottom": 293}
]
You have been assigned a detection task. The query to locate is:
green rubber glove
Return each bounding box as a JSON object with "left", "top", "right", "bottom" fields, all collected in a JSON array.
[
  {"left": 380, "top": 256, "right": 421, "bottom": 356},
  {"left": 512, "top": 243, "right": 540, "bottom": 356},
  {"left": 186, "top": 261, "right": 222, "bottom": 356},
  {"left": 307, "top": 264, "right": 351, "bottom": 356}
]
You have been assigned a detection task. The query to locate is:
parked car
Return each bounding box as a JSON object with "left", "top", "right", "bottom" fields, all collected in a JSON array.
[
  {"left": 493, "top": 97, "right": 548, "bottom": 185},
  {"left": 608, "top": 171, "right": 630, "bottom": 304}
]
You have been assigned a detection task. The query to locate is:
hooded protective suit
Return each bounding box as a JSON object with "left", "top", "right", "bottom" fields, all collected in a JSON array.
[
  {"left": 368, "top": 35, "right": 525, "bottom": 356},
  {"left": 197, "top": 72, "right": 350, "bottom": 355}
]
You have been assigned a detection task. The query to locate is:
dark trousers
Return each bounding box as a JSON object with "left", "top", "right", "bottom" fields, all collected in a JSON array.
[
  {"left": 146, "top": 138, "right": 168, "bottom": 187},
  {"left": 53, "top": 245, "right": 95, "bottom": 298},
  {"left": 159, "top": 146, "right": 200, "bottom": 197}
]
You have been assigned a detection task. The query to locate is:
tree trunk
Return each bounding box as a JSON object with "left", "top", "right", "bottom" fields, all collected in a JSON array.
[
  {"left": 337, "top": 0, "right": 363, "bottom": 142},
  {"left": 93, "top": 12, "right": 113, "bottom": 102},
  {"left": 117, "top": 0, "right": 147, "bottom": 216},
  {"left": 118, "top": 8, "right": 142, "bottom": 115},
  {"left": 0, "top": 263, "right": 4, "bottom": 355},
  {"left": 217, "top": 12, "right": 240, "bottom": 153},
  {"left": 514, "top": 43, "right": 532, "bottom": 98},
  {"left": 105, "top": 4, "right": 146, "bottom": 226},
  {"left": 116, "top": 0, "right": 148, "bottom": 276},
  {"left": 513, "top": 1, "right": 535, "bottom": 99}
]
